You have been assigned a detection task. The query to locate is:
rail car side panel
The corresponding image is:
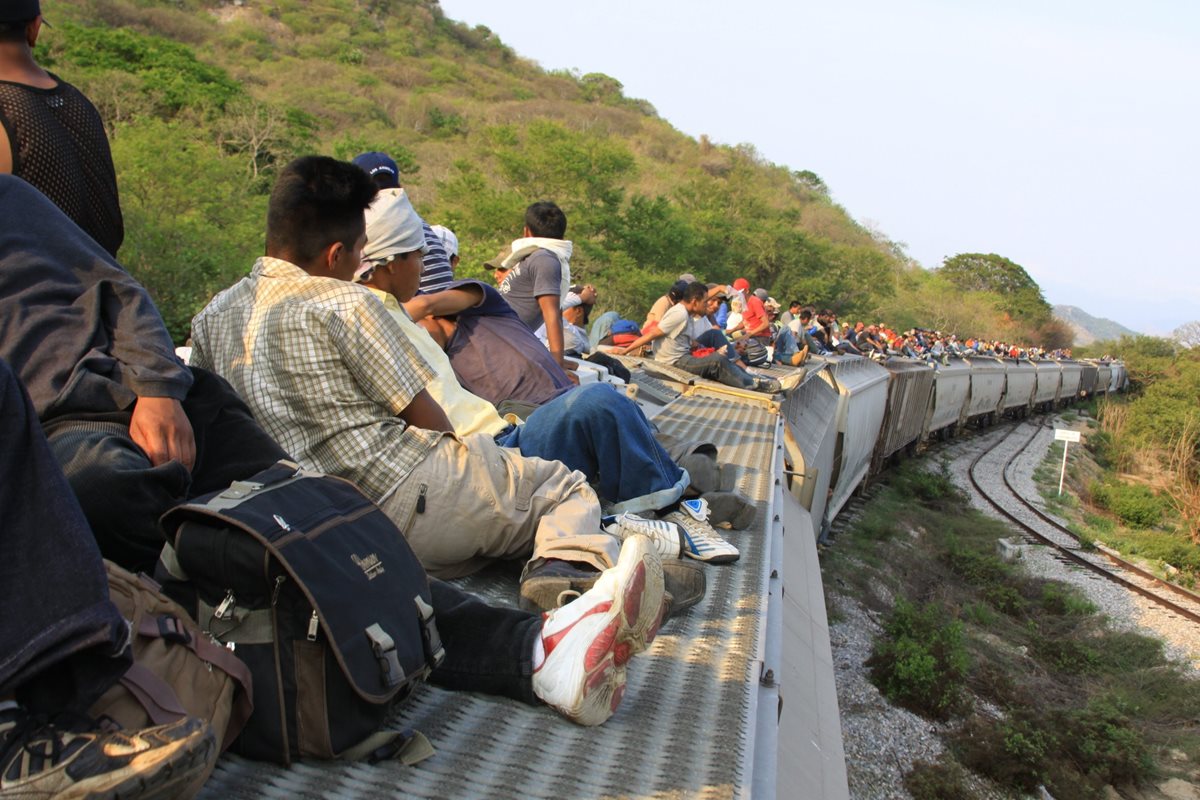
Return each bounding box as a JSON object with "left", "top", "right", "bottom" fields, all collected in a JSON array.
[
  {"left": 963, "top": 355, "right": 1006, "bottom": 421},
  {"left": 1032, "top": 360, "right": 1062, "bottom": 406},
  {"left": 924, "top": 358, "right": 972, "bottom": 436},
  {"left": 814, "top": 355, "right": 889, "bottom": 525},
  {"left": 1108, "top": 362, "right": 1125, "bottom": 393},
  {"left": 1057, "top": 360, "right": 1082, "bottom": 403},
  {"left": 1079, "top": 362, "right": 1099, "bottom": 395},
  {"left": 874, "top": 358, "right": 935, "bottom": 464},
  {"left": 780, "top": 365, "right": 839, "bottom": 534},
  {"left": 1000, "top": 360, "right": 1037, "bottom": 413}
]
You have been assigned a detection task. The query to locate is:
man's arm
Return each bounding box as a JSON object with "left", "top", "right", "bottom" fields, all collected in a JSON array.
[
  {"left": 611, "top": 326, "right": 667, "bottom": 356},
  {"left": 538, "top": 294, "right": 567, "bottom": 367},
  {"left": 403, "top": 285, "right": 485, "bottom": 321},
  {"left": 397, "top": 388, "right": 453, "bottom": 433}
]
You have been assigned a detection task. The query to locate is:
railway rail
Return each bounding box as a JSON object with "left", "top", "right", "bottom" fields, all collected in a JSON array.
[{"left": 967, "top": 420, "right": 1200, "bottom": 627}]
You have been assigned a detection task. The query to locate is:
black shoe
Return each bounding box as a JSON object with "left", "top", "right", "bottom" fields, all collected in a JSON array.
[
  {"left": 0, "top": 706, "right": 216, "bottom": 800},
  {"left": 662, "top": 559, "right": 707, "bottom": 617},
  {"left": 519, "top": 558, "right": 602, "bottom": 612}
]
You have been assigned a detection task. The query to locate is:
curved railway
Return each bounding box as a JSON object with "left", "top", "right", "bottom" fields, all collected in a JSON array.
[{"left": 967, "top": 419, "right": 1200, "bottom": 627}]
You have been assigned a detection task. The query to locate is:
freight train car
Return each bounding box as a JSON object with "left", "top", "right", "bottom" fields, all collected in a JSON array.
[
  {"left": 924, "top": 357, "right": 973, "bottom": 440},
  {"left": 873, "top": 357, "right": 936, "bottom": 469},
  {"left": 1032, "top": 359, "right": 1062, "bottom": 412}
]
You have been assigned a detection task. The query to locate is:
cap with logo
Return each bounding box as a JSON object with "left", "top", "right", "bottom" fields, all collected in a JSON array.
[{"left": 352, "top": 152, "right": 401, "bottom": 188}]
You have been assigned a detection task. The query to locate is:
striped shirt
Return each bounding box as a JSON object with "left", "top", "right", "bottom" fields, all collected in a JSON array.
[
  {"left": 418, "top": 221, "right": 454, "bottom": 295},
  {"left": 190, "top": 257, "right": 441, "bottom": 502}
]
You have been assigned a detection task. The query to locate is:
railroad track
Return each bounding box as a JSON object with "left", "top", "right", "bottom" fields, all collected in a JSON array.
[{"left": 967, "top": 420, "right": 1200, "bottom": 627}]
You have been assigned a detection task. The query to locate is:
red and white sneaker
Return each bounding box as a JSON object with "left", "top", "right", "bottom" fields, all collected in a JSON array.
[{"left": 531, "top": 535, "right": 665, "bottom": 726}]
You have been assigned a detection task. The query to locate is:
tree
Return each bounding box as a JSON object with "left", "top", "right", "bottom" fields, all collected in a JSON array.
[
  {"left": 938, "top": 253, "right": 1051, "bottom": 324},
  {"left": 1173, "top": 320, "right": 1200, "bottom": 349}
]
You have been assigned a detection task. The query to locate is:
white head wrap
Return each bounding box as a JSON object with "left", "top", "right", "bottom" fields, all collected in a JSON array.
[{"left": 361, "top": 189, "right": 427, "bottom": 278}]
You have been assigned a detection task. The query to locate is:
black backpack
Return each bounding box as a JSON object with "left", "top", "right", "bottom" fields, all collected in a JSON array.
[{"left": 157, "top": 461, "right": 444, "bottom": 765}]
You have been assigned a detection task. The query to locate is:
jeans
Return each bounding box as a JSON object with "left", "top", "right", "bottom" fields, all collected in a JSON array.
[
  {"left": 673, "top": 352, "right": 757, "bottom": 389},
  {"left": 0, "top": 359, "right": 130, "bottom": 713},
  {"left": 496, "top": 383, "right": 688, "bottom": 514},
  {"left": 695, "top": 328, "right": 739, "bottom": 364},
  {"left": 44, "top": 368, "right": 289, "bottom": 574},
  {"left": 772, "top": 327, "right": 801, "bottom": 364}
]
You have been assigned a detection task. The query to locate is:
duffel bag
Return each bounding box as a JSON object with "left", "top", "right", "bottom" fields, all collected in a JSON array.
[{"left": 156, "top": 460, "right": 445, "bottom": 765}]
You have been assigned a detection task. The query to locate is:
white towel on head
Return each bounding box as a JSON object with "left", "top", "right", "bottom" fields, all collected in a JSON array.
[{"left": 363, "top": 188, "right": 426, "bottom": 264}]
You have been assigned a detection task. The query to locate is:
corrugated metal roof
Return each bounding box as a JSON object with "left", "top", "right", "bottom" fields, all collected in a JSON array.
[{"left": 200, "top": 394, "right": 784, "bottom": 800}]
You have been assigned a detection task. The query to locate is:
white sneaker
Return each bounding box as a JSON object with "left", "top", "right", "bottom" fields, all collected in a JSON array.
[
  {"left": 663, "top": 499, "right": 740, "bottom": 563},
  {"left": 602, "top": 512, "right": 683, "bottom": 559},
  {"left": 531, "top": 535, "right": 665, "bottom": 726}
]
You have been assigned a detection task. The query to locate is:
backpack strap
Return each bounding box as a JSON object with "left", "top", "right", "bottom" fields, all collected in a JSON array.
[
  {"left": 117, "top": 664, "right": 189, "bottom": 725},
  {"left": 134, "top": 614, "right": 255, "bottom": 748},
  {"left": 337, "top": 729, "right": 434, "bottom": 765}
]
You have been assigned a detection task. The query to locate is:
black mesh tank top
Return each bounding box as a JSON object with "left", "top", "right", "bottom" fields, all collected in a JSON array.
[{"left": 0, "top": 75, "right": 124, "bottom": 256}]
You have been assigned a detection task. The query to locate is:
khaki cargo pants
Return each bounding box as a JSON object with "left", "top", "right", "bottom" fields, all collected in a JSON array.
[{"left": 381, "top": 432, "right": 620, "bottom": 579}]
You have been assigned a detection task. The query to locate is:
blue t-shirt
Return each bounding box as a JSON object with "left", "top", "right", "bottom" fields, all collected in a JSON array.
[{"left": 443, "top": 280, "right": 573, "bottom": 407}]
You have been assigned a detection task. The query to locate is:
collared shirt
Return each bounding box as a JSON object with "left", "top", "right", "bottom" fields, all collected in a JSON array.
[
  {"left": 365, "top": 287, "right": 508, "bottom": 438},
  {"left": 190, "top": 257, "right": 441, "bottom": 502}
]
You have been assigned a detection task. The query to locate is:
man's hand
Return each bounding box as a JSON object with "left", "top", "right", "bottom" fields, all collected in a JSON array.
[{"left": 129, "top": 396, "right": 195, "bottom": 471}]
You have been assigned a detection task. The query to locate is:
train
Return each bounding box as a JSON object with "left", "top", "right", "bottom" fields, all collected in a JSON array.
[{"left": 775, "top": 354, "right": 1127, "bottom": 537}]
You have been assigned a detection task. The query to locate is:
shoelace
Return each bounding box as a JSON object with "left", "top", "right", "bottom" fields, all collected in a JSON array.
[{"left": 0, "top": 709, "right": 107, "bottom": 772}]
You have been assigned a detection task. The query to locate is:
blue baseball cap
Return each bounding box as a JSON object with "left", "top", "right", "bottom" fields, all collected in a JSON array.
[{"left": 352, "top": 152, "right": 401, "bottom": 188}]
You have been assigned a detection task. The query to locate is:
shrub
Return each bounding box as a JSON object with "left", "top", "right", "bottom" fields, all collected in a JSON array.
[
  {"left": 958, "top": 712, "right": 1052, "bottom": 791},
  {"left": 49, "top": 22, "right": 240, "bottom": 115},
  {"left": 867, "top": 598, "right": 969, "bottom": 719},
  {"left": 1090, "top": 481, "right": 1166, "bottom": 528},
  {"left": 1039, "top": 582, "right": 1096, "bottom": 616},
  {"left": 903, "top": 758, "right": 974, "bottom": 800},
  {"left": 1058, "top": 700, "right": 1151, "bottom": 787}
]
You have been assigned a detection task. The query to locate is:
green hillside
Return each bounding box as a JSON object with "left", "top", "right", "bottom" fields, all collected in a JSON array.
[{"left": 36, "top": 0, "right": 904, "bottom": 341}]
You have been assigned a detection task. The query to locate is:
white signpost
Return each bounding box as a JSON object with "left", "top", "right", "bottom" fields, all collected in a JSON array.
[{"left": 1054, "top": 428, "right": 1082, "bottom": 496}]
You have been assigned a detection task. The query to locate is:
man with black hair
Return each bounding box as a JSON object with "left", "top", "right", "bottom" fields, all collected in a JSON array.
[
  {"left": 780, "top": 300, "right": 801, "bottom": 328},
  {"left": 613, "top": 282, "right": 783, "bottom": 394},
  {"left": 0, "top": 0, "right": 123, "bottom": 255},
  {"left": 192, "top": 157, "right": 678, "bottom": 611},
  {"left": 497, "top": 201, "right": 573, "bottom": 368}
]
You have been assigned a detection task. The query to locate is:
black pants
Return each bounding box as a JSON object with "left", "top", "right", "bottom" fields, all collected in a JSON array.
[{"left": 44, "top": 368, "right": 289, "bottom": 574}]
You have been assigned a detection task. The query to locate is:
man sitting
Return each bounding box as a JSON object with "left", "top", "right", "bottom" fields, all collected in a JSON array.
[
  {"left": 357, "top": 188, "right": 697, "bottom": 521},
  {"left": 612, "top": 282, "right": 782, "bottom": 394}
]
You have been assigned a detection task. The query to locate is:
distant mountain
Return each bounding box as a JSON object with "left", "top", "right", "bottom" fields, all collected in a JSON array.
[{"left": 1053, "top": 305, "right": 1139, "bottom": 346}]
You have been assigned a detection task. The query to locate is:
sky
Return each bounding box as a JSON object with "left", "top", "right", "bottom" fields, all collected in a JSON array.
[{"left": 438, "top": 0, "right": 1199, "bottom": 336}]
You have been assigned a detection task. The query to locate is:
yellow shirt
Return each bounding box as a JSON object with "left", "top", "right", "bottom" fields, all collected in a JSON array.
[{"left": 366, "top": 287, "right": 509, "bottom": 438}]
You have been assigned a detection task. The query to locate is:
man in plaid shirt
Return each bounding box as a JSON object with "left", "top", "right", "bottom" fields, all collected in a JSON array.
[{"left": 191, "top": 156, "right": 644, "bottom": 612}]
